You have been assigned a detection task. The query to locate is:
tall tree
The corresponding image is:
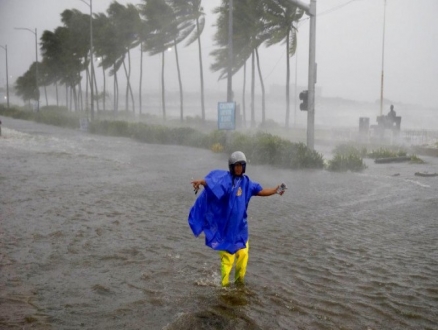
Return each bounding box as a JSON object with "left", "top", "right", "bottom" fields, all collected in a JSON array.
[
  {"left": 60, "top": 9, "right": 95, "bottom": 111},
  {"left": 169, "top": 0, "right": 206, "bottom": 121},
  {"left": 139, "top": 0, "right": 178, "bottom": 120},
  {"left": 40, "top": 26, "right": 83, "bottom": 111},
  {"left": 93, "top": 11, "right": 124, "bottom": 113},
  {"left": 15, "top": 62, "right": 40, "bottom": 106},
  {"left": 211, "top": 0, "right": 269, "bottom": 127},
  {"left": 137, "top": 19, "right": 151, "bottom": 115},
  {"left": 264, "top": 0, "right": 304, "bottom": 128},
  {"left": 107, "top": 2, "right": 142, "bottom": 113}
]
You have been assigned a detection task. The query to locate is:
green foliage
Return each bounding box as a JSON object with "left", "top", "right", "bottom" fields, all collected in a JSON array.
[
  {"left": 225, "top": 131, "right": 324, "bottom": 169},
  {"left": 327, "top": 144, "right": 367, "bottom": 172},
  {"left": 367, "top": 147, "right": 407, "bottom": 159},
  {"left": 0, "top": 105, "right": 34, "bottom": 120},
  {"left": 409, "top": 155, "right": 424, "bottom": 164},
  {"left": 327, "top": 153, "right": 367, "bottom": 172},
  {"left": 15, "top": 62, "right": 40, "bottom": 102},
  {"left": 1, "top": 106, "right": 325, "bottom": 170},
  {"left": 0, "top": 105, "right": 80, "bottom": 128},
  {"left": 35, "top": 106, "right": 79, "bottom": 128},
  {"left": 207, "top": 130, "right": 227, "bottom": 148}
]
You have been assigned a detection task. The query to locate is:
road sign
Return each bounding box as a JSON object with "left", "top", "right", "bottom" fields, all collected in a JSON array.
[{"left": 217, "top": 102, "right": 236, "bottom": 130}]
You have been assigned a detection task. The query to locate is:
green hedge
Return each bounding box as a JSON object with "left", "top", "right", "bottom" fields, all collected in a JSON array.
[{"left": 0, "top": 105, "right": 355, "bottom": 171}]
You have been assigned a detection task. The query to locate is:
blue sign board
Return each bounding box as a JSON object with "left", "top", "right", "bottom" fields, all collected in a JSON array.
[{"left": 217, "top": 102, "right": 236, "bottom": 130}]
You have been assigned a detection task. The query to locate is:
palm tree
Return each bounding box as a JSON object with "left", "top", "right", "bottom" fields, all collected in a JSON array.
[
  {"left": 106, "top": 2, "right": 142, "bottom": 113},
  {"left": 211, "top": 0, "right": 269, "bottom": 127},
  {"left": 139, "top": 0, "right": 178, "bottom": 120},
  {"left": 264, "top": 0, "right": 304, "bottom": 128},
  {"left": 15, "top": 62, "right": 40, "bottom": 107},
  {"left": 169, "top": 0, "right": 206, "bottom": 122},
  {"left": 60, "top": 9, "right": 95, "bottom": 111},
  {"left": 40, "top": 25, "right": 83, "bottom": 111},
  {"left": 93, "top": 12, "right": 116, "bottom": 112},
  {"left": 137, "top": 19, "right": 151, "bottom": 115}
]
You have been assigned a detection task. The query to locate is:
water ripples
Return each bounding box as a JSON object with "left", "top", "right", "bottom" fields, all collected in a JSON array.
[{"left": 1, "top": 120, "right": 437, "bottom": 329}]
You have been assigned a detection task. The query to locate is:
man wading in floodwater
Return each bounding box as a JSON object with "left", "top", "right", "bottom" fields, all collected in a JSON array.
[{"left": 188, "top": 151, "right": 286, "bottom": 287}]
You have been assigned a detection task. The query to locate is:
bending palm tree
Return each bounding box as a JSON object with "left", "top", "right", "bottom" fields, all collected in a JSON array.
[
  {"left": 170, "top": 0, "right": 206, "bottom": 122},
  {"left": 264, "top": 0, "right": 304, "bottom": 128},
  {"left": 139, "top": 0, "right": 178, "bottom": 120}
]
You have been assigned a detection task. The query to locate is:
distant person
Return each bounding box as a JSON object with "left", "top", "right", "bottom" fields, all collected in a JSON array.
[
  {"left": 188, "top": 151, "right": 286, "bottom": 287},
  {"left": 387, "top": 105, "right": 396, "bottom": 121}
]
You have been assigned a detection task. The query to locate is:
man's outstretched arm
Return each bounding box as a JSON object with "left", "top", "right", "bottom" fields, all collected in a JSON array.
[{"left": 257, "top": 186, "right": 284, "bottom": 196}]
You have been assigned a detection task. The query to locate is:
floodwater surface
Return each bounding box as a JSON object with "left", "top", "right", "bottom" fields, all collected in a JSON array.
[{"left": 0, "top": 118, "right": 437, "bottom": 329}]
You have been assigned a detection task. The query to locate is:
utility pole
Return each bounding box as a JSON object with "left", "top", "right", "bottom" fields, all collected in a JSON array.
[
  {"left": 227, "top": 0, "right": 233, "bottom": 102},
  {"left": 288, "top": 0, "right": 317, "bottom": 150},
  {"left": 380, "top": 0, "right": 387, "bottom": 116},
  {"left": 0, "top": 45, "right": 9, "bottom": 109}
]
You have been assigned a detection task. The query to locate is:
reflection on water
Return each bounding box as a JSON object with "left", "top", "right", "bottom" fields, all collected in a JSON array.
[{"left": 0, "top": 119, "right": 437, "bottom": 329}]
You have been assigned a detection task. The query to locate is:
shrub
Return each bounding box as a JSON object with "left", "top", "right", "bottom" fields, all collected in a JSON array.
[
  {"left": 327, "top": 144, "right": 367, "bottom": 172},
  {"left": 367, "top": 147, "right": 407, "bottom": 159},
  {"left": 327, "top": 153, "right": 367, "bottom": 172},
  {"left": 224, "top": 131, "right": 324, "bottom": 169},
  {"left": 0, "top": 106, "right": 325, "bottom": 171}
]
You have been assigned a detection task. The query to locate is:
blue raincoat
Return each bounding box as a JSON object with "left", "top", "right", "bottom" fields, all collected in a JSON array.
[{"left": 188, "top": 170, "right": 262, "bottom": 254}]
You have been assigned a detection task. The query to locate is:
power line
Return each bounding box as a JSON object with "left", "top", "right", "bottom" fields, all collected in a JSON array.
[{"left": 318, "top": 0, "right": 364, "bottom": 17}]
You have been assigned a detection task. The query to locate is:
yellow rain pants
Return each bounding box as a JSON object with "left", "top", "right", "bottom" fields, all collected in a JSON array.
[{"left": 219, "top": 242, "right": 249, "bottom": 286}]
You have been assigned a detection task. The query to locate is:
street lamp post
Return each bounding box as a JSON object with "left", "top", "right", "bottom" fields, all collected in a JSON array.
[
  {"left": 80, "top": 0, "right": 94, "bottom": 121},
  {"left": 14, "top": 27, "right": 39, "bottom": 111},
  {"left": 380, "top": 0, "right": 387, "bottom": 116},
  {"left": 0, "top": 45, "right": 9, "bottom": 109}
]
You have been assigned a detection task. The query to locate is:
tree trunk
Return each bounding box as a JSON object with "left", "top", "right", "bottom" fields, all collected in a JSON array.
[
  {"left": 242, "top": 61, "right": 247, "bottom": 126},
  {"left": 174, "top": 41, "right": 184, "bottom": 122},
  {"left": 123, "top": 59, "right": 135, "bottom": 113},
  {"left": 127, "top": 49, "right": 134, "bottom": 113},
  {"left": 113, "top": 63, "right": 119, "bottom": 113},
  {"left": 196, "top": 18, "right": 205, "bottom": 122},
  {"left": 286, "top": 30, "right": 291, "bottom": 128},
  {"left": 72, "top": 84, "right": 78, "bottom": 112},
  {"left": 55, "top": 82, "right": 59, "bottom": 107},
  {"left": 124, "top": 60, "right": 129, "bottom": 112},
  {"left": 93, "top": 67, "right": 100, "bottom": 114},
  {"left": 161, "top": 51, "right": 166, "bottom": 120},
  {"left": 139, "top": 44, "right": 143, "bottom": 115},
  {"left": 85, "top": 67, "right": 89, "bottom": 111},
  {"left": 78, "top": 81, "right": 83, "bottom": 112},
  {"left": 255, "top": 48, "right": 265, "bottom": 124},
  {"left": 44, "top": 86, "right": 48, "bottom": 106},
  {"left": 102, "top": 67, "right": 106, "bottom": 112},
  {"left": 251, "top": 51, "right": 255, "bottom": 128},
  {"left": 65, "top": 85, "right": 68, "bottom": 110}
]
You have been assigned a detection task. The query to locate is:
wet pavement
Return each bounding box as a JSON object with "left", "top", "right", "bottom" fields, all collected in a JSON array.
[{"left": 0, "top": 117, "right": 437, "bottom": 330}]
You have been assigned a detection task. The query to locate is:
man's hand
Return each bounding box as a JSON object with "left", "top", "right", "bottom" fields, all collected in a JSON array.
[{"left": 191, "top": 179, "right": 205, "bottom": 194}]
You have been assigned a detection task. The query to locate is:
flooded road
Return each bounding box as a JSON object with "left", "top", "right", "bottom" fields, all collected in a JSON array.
[{"left": 1, "top": 118, "right": 437, "bottom": 329}]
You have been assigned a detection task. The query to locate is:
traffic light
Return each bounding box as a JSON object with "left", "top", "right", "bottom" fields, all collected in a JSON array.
[{"left": 299, "top": 90, "right": 308, "bottom": 111}]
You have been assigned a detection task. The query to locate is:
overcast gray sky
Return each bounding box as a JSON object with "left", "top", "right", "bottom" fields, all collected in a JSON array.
[{"left": 0, "top": 0, "right": 437, "bottom": 111}]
